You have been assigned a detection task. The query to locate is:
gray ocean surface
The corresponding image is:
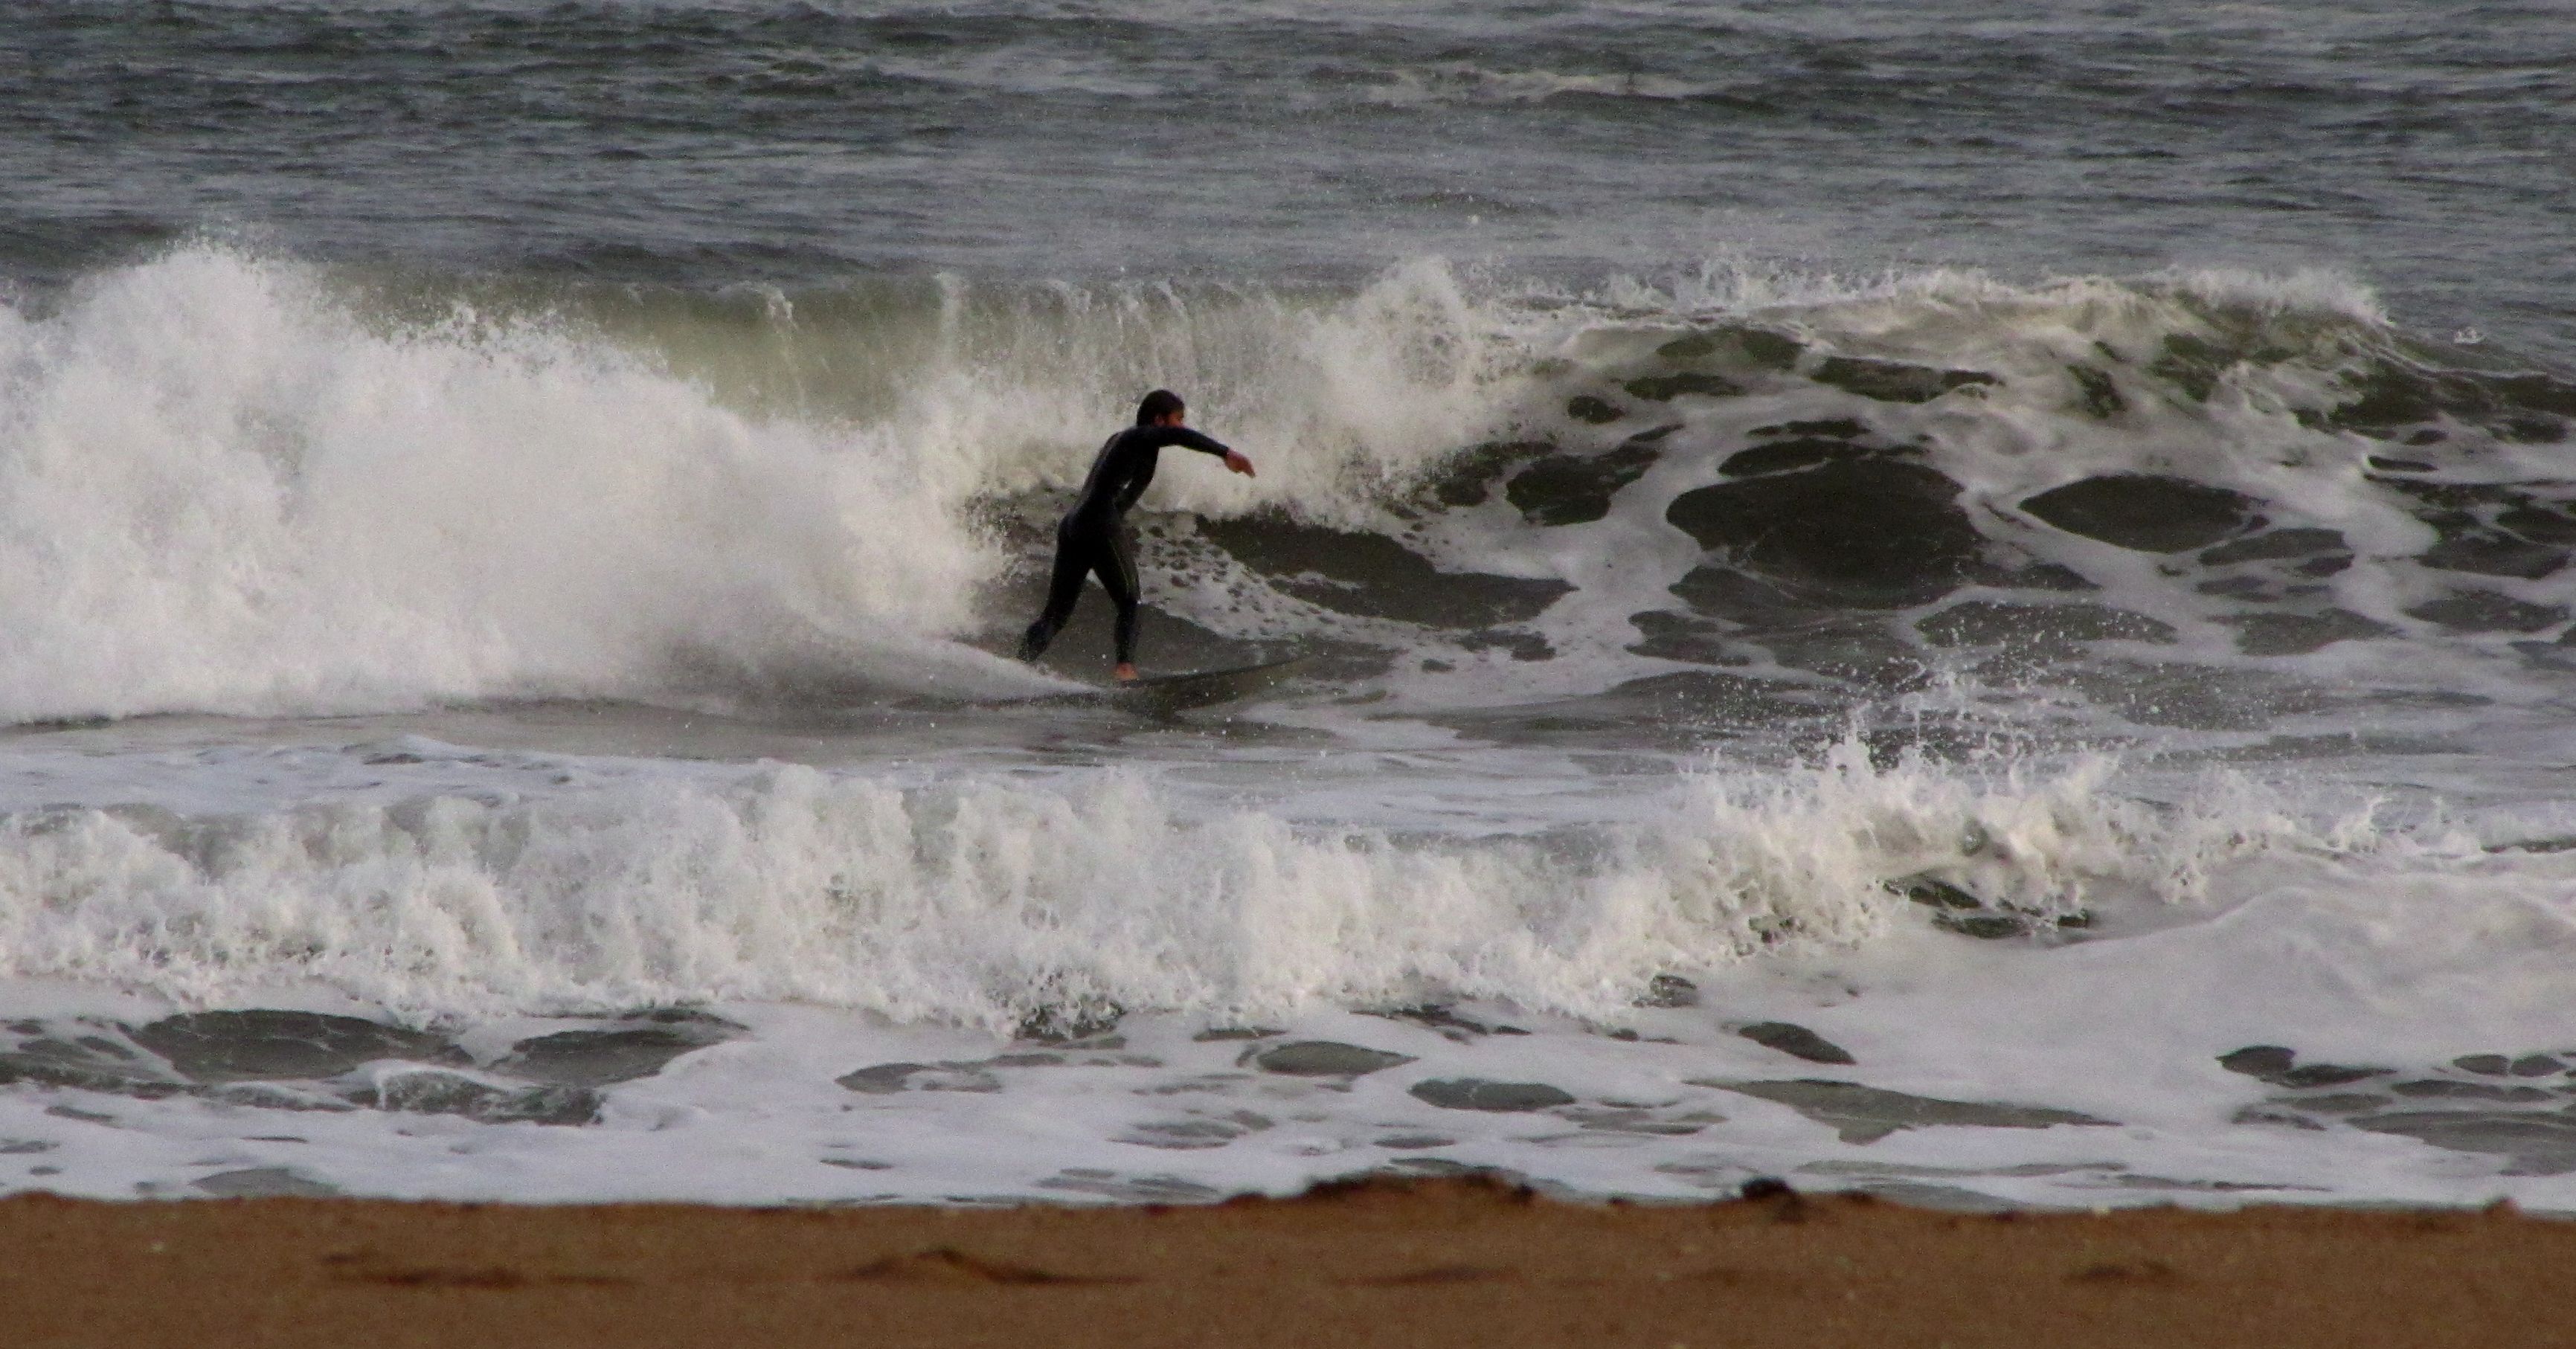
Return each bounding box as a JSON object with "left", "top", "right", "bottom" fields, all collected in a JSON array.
[
  {"left": 2, "top": 1, "right": 2576, "bottom": 1211},
  {"left": 6, "top": 0, "right": 2571, "bottom": 360}
]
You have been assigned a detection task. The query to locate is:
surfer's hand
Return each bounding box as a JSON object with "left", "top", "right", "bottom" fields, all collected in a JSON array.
[{"left": 1224, "top": 450, "right": 1256, "bottom": 478}]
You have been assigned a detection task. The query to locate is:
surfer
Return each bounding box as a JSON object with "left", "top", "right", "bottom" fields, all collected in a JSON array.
[{"left": 1017, "top": 390, "right": 1256, "bottom": 681}]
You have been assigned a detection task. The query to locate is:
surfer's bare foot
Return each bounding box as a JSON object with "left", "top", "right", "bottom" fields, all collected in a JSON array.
[{"left": 1114, "top": 663, "right": 1139, "bottom": 683}]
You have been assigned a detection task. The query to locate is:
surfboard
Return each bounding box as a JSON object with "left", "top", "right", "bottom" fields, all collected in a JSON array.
[{"left": 1101, "top": 654, "right": 1311, "bottom": 712}]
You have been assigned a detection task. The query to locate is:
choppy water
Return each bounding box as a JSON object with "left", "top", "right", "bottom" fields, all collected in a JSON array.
[{"left": 2, "top": 1, "right": 2575, "bottom": 1211}]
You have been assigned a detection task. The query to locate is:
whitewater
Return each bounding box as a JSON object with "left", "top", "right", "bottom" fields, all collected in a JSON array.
[
  {"left": 0, "top": 240, "right": 2572, "bottom": 1209},
  {"left": 4, "top": 0, "right": 2575, "bottom": 1212}
]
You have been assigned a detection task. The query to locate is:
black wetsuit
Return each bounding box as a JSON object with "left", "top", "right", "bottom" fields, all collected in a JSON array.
[{"left": 1018, "top": 423, "right": 1233, "bottom": 666}]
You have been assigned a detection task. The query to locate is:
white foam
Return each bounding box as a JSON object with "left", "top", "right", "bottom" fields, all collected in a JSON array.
[
  {"left": 874, "top": 254, "right": 1542, "bottom": 527},
  {"left": 0, "top": 247, "right": 1564, "bottom": 722},
  {"left": 10, "top": 747, "right": 2576, "bottom": 1209},
  {"left": 0, "top": 741, "right": 2285, "bottom": 1025},
  {"left": 0, "top": 248, "right": 1008, "bottom": 718}
]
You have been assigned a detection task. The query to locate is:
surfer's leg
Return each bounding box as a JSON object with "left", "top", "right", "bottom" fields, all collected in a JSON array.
[
  {"left": 1098, "top": 525, "right": 1142, "bottom": 669},
  {"left": 1017, "top": 526, "right": 1093, "bottom": 661}
]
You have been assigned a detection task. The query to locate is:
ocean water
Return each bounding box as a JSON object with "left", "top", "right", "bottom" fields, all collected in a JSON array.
[{"left": 4, "top": 0, "right": 2576, "bottom": 1210}]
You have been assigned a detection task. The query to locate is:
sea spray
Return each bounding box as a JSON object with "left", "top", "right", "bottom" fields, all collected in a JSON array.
[{"left": 0, "top": 248, "right": 990, "bottom": 718}]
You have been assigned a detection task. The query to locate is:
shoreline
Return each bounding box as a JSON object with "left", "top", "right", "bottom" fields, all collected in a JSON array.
[{"left": 4, "top": 1176, "right": 2569, "bottom": 1348}]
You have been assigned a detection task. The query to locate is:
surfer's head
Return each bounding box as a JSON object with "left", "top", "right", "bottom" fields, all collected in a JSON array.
[{"left": 1136, "top": 389, "right": 1186, "bottom": 427}]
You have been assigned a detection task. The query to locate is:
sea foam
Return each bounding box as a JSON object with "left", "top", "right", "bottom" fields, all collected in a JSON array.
[
  {"left": 0, "top": 742, "right": 2287, "bottom": 1024},
  {"left": 0, "top": 247, "right": 1535, "bottom": 722}
]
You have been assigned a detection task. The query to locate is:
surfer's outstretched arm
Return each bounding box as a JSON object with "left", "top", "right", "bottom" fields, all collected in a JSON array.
[
  {"left": 1108, "top": 428, "right": 1255, "bottom": 512},
  {"left": 1157, "top": 426, "right": 1257, "bottom": 479},
  {"left": 1159, "top": 427, "right": 1231, "bottom": 457}
]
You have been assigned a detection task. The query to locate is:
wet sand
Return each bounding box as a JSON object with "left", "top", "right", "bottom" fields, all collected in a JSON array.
[{"left": 2, "top": 1176, "right": 2566, "bottom": 1348}]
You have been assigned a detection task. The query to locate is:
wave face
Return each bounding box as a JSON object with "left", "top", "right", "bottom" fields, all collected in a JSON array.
[{"left": 4, "top": 246, "right": 2573, "bottom": 734}]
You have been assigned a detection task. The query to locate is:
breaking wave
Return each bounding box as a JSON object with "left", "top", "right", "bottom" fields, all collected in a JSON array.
[
  {"left": 0, "top": 744, "right": 2291, "bottom": 1022},
  {"left": 1, "top": 242, "right": 2570, "bottom": 726}
]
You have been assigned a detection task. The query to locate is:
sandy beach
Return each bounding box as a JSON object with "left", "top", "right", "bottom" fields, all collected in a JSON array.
[{"left": 4, "top": 1176, "right": 2567, "bottom": 1348}]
